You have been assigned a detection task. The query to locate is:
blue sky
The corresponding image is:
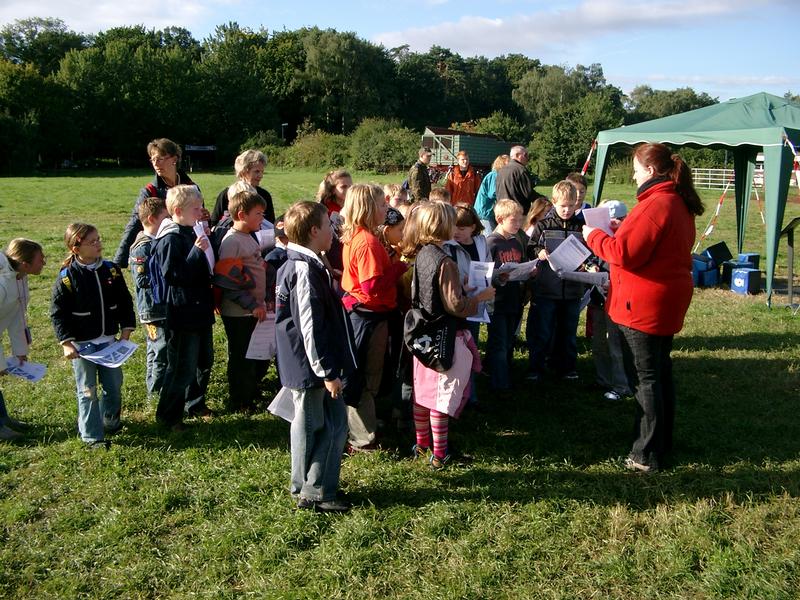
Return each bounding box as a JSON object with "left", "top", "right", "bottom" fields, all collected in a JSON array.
[{"left": 1, "top": 0, "right": 796, "bottom": 101}]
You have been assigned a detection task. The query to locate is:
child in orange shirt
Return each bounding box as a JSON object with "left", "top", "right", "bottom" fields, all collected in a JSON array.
[{"left": 341, "top": 184, "right": 408, "bottom": 451}]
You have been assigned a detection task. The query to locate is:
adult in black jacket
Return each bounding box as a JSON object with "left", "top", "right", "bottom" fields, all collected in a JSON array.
[
  {"left": 209, "top": 149, "right": 275, "bottom": 226},
  {"left": 495, "top": 145, "right": 546, "bottom": 214},
  {"left": 113, "top": 138, "right": 203, "bottom": 267}
]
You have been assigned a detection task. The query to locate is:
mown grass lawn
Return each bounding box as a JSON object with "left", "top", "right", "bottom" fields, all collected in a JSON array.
[{"left": 0, "top": 168, "right": 799, "bottom": 598}]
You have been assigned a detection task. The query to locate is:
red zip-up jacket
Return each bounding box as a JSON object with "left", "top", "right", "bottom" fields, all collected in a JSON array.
[{"left": 586, "top": 179, "right": 696, "bottom": 336}]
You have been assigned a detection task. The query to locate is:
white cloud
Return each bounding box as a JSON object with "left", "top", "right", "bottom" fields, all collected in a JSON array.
[
  {"left": 373, "top": 0, "right": 773, "bottom": 56},
  {"left": 0, "top": 0, "right": 227, "bottom": 33}
]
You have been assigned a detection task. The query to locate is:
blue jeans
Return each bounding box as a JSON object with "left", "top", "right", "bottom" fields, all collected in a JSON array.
[
  {"left": 527, "top": 297, "right": 580, "bottom": 376},
  {"left": 590, "top": 307, "right": 631, "bottom": 395},
  {"left": 72, "top": 340, "right": 123, "bottom": 443},
  {"left": 144, "top": 322, "right": 168, "bottom": 396},
  {"left": 290, "top": 386, "right": 348, "bottom": 502},
  {"left": 157, "top": 326, "right": 213, "bottom": 426},
  {"left": 486, "top": 312, "right": 519, "bottom": 390},
  {"left": 618, "top": 325, "right": 675, "bottom": 469}
]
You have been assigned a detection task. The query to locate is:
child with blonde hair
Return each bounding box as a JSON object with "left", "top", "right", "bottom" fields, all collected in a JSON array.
[
  {"left": 407, "top": 202, "right": 494, "bottom": 468},
  {"left": 341, "top": 183, "right": 407, "bottom": 451},
  {"left": 525, "top": 181, "right": 586, "bottom": 381},
  {"left": 0, "top": 239, "right": 46, "bottom": 439}
]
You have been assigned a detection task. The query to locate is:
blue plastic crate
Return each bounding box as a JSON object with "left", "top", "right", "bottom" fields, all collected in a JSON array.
[
  {"left": 737, "top": 253, "right": 760, "bottom": 269},
  {"left": 699, "top": 268, "right": 720, "bottom": 287},
  {"left": 722, "top": 260, "right": 753, "bottom": 285},
  {"left": 730, "top": 268, "right": 761, "bottom": 295}
]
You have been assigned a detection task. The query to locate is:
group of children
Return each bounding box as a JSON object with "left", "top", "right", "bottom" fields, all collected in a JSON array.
[{"left": 2, "top": 161, "right": 629, "bottom": 512}]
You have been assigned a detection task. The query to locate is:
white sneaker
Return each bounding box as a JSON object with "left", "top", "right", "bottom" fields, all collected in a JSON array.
[{"left": 0, "top": 425, "right": 22, "bottom": 440}]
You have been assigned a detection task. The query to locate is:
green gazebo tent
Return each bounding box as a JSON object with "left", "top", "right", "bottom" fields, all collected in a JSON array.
[{"left": 592, "top": 92, "right": 800, "bottom": 305}]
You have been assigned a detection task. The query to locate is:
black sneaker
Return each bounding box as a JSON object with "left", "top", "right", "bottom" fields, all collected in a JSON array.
[{"left": 86, "top": 440, "right": 111, "bottom": 451}]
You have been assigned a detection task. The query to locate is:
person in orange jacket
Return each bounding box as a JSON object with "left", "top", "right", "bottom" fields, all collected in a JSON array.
[{"left": 445, "top": 151, "right": 481, "bottom": 206}]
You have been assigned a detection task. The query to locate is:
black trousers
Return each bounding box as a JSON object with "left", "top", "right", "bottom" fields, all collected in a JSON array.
[
  {"left": 618, "top": 324, "right": 675, "bottom": 469},
  {"left": 222, "top": 315, "right": 268, "bottom": 412}
]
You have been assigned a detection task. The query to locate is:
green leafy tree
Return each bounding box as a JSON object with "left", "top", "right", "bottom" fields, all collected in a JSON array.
[
  {"left": 298, "top": 28, "right": 397, "bottom": 133},
  {"left": 196, "top": 23, "right": 277, "bottom": 157},
  {"left": 626, "top": 85, "right": 717, "bottom": 122},
  {"left": 472, "top": 111, "right": 529, "bottom": 143},
  {"left": 0, "top": 17, "right": 87, "bottom": 75},
  {"left": 532, "top": 89, "right": 625, "bottom": 179},
  {"left": 348, "top": 118, "right": 417, "bottom": 172}
]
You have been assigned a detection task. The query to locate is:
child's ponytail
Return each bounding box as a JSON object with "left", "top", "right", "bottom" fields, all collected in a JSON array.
[{"left": 62, "top": 223, "right": 97, "bottom": 267}]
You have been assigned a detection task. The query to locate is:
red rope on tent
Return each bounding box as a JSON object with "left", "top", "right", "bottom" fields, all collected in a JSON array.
[
  {"left": 693, "top": 176, "right": 733, "bottom": 253},
  {"left": 580, "top": 139, "right": 597, "bottom": 176}
]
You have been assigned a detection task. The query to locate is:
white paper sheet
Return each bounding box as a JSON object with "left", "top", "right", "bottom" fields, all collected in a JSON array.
[
  {"left": 245, "top": 313, "right": 277, "bottom": 360},
  {"left": 556, "top": 270, "right": 609, "bottom": 286},
  {"left": 193, "top": 222, "right": 215, "bottom": 274},
  {"left": 267, "top": 386, "right": 295, "bottom": 423},
  {"left": 581, "top": 207, "right": 615, "bottom": 236},
  {"left": 4, "top": 357, "right": 46, "bottom": 382},
  {"left": 466, "top": 261, "right": 494, "bottom": 323},
  {"left": 506, "top": 259, "right": 540, "bottom": 282},
  {"left": 79, "top": 339, "right": 138, "bottom": 368},
  {"left": 547, "top": 235, "right": 591, "bottom": 273}
]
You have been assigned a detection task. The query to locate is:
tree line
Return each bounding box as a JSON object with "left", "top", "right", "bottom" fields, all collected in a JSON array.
[{"left": 1, "top": 17, "right": 763, "bottom": 176}]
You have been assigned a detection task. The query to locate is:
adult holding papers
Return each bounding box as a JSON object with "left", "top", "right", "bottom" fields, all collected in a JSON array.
[
  {"left": 583, "top": 143, "right": 704, "bottom": 474},
  {"left": 0, "top": 239, "right": 46, "bottom": 440}
]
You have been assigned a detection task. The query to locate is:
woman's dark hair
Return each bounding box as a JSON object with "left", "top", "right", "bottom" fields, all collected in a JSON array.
[{"left": 634, "top": 143, "right": 704, "bottom": 216}]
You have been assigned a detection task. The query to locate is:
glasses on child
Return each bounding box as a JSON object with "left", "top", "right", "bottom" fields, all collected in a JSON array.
[{"left": 81, "top": 237, "right": 102, "bottom": 246}]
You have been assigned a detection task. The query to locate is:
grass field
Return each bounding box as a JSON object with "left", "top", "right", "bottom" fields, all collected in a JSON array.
[{"left": 0, "top": 168, "right": 799, "bottom": 598}]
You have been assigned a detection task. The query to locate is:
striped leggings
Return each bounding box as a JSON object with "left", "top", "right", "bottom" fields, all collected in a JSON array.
[{"left": 413, "top": 402, "right": 449, "bottom": 459}]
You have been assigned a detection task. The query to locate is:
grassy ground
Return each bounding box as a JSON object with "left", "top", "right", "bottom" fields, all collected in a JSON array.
[{"left": 0, "top": 169, "right": 799, "bottom": 598}]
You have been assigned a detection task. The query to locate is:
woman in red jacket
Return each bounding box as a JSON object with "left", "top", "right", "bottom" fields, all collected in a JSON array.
[{"left": 583, "top": 143, "right": 704, "bottom": 473}]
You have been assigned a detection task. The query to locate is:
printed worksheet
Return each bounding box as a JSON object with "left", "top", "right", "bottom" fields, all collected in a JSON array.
[
  {"left": 80, "top": 340, "right": 138, "bottom": 368},
  {"left": 4, "top": 357, "right": 46, "bottom": 382},
  {"left": 581, "top": 207, "right": 615, "bottom": 236},
  {"left": 547, "top": 235, "right": 591, "bottom": 273},
  {"left": 467, "top": 261, "right": 494, "bottom": 323}
]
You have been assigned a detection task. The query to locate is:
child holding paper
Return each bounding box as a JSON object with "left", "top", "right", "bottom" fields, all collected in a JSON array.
[
  {"left": 154, "top": 184, "right": 215, "bottom": 431},
  {"left": 51, "top": 224, "right": 136, "bottom": 449},
  {"left": 214, "top": 190, "right": 271, "bottom": 414},
  {"left": 525, "top": 181, "right": 587, "bottom": 381},
  {"left": 0, "top": 239, "right": 46, "bottom": 440},
  {"left": 486, "top": 199, "right": 527, "bottom": 393}
]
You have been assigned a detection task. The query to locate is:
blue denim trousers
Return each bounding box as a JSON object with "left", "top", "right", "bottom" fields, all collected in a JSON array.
[
  {"left": 72, "top": 340, "right": 123, "bottom": 443},
  {"left": 590, "top": 307, "right": 631, "bottom": 395},
  {"left": 290, "top": 386, "right": 348, "bottom": 502},
  {"left": 144, "top": 321, "right": 168, "bottom": 396},
  {"left": 526, "top": 297, "right": 580, "bottom": 376},
  {"left": 618, "top": 325, "right": 675, "bottom": 469},
  {"left": 157, "top": 326, "right": 213, "bottom": 427},
  {"left": 486, "top": 312, "right": 520, "bottom": 390}
]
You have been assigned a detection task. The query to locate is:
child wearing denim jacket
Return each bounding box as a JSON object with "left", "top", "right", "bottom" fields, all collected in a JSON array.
[
  {"left": 129, "top": 197, "right": 169, "bottom": 397},
  {"left": 51, "top": 223, "right": 136, "bottom": 449}
]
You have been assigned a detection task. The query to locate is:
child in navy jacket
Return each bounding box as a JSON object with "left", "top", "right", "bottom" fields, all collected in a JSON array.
[
  {"left": 275, "top": 201, "right": 357, "bottom": 513},
  {"left": 51, "top": 223, "right": 136, "bottom": 449}
]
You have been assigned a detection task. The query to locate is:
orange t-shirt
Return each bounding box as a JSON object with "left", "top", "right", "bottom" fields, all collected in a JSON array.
[{"left": 342, "top": 228, "right": 397, "bottom": 311}]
